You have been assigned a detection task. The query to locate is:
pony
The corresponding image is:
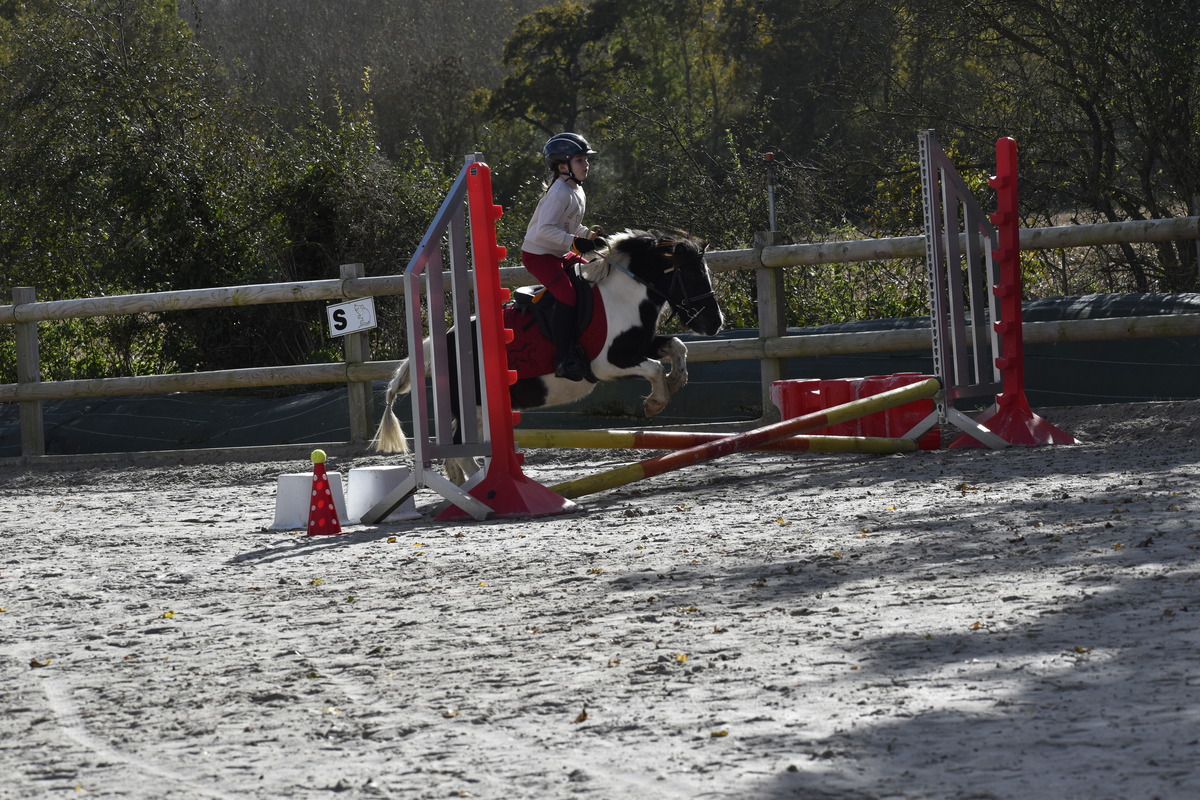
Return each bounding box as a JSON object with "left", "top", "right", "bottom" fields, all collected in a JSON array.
[{"left": 371, "top": 229, "right": 724, "bottom": 483}]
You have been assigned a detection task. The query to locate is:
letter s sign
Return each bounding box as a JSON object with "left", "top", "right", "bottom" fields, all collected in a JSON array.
[{"left": 325, "top": 298, "right": 378, "bottom": 338}]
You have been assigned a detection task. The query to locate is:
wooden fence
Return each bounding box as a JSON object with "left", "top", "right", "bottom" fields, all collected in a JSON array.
[{"left": 3, "top": 217, "right": 1199, "bottom": 460}]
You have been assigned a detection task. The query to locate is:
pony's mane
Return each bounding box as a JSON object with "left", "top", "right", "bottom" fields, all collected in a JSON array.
[{"left": 581, "top": 228, "right": 705, "bottom": 284}]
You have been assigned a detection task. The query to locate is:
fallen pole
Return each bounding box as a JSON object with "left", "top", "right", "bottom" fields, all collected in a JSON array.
[
  {"left": 550, "top": 377, "right": 941, "bottom": 499},
  {"left": 515, "top": 428, "right": 918, "bottom": 454}
]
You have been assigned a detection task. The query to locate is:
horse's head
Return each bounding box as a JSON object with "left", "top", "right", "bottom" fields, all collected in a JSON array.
[
  {"left": 643, "top": 232, "right": 724, "bottom": 336},
  {"left": 600, "top": 230, "right": 724, "bottom": 335}
]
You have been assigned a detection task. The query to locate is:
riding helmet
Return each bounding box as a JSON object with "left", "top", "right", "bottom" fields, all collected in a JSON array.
[{"left": 543, "top": 132, "right": 597, "bottom": 172}]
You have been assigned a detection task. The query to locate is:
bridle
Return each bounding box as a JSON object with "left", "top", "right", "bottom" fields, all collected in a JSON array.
[{"left": 661, "top": 254, "right": 718, "bottom": 328}]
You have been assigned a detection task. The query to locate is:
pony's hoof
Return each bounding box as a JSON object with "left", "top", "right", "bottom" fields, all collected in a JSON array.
[{"left": 643, "top": 400, "right": 666, "bottom": 417}]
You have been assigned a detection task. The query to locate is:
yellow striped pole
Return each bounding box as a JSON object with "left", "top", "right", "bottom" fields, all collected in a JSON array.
[
  {"left": 550, "top": 377, "right": 940, "bottom": 499},
  {"left": 514, "top": 428, "right": 917, "bottom": 454}
]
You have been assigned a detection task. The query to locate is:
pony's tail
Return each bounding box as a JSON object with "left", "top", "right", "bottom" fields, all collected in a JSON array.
[{"left": 370, "top": 358, "right": 412, "bottom": 454}]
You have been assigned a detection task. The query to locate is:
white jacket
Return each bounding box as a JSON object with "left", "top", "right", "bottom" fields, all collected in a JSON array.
[{"left": 522, "top": 177, "right": 589, "bottom": 255}]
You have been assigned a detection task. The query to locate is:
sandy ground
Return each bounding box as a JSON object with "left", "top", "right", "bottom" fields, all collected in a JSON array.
[{"left": 2, "top": 400, "right": 1200, "bottom": 800}]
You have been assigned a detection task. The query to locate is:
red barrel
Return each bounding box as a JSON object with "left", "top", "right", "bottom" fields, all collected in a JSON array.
[{"left": 770, "top": 373, "right": 941, "bottom": 449}]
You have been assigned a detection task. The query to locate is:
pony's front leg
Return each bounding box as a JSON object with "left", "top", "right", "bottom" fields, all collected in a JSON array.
[
  {"left": 656, "top": 336, "right": 689, "bottom": 395},
  {"left": 629, "top": 359, "right": 671, "bottom": 417},
  {"left": 593, "top": 355, "right": 677, "bottom": 416}
]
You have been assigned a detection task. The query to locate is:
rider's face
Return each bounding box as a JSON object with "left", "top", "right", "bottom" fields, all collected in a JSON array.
[{"left": 562, "top": 154, "right": 590, "bottom": 180}]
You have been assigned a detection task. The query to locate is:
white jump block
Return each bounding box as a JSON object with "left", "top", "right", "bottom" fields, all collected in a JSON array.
[
  {"left": 347, "top": 466, "right": 420, "bottom": 523},
  {"left": 269, "top": 471, "right": 347, "bottom": 531}
]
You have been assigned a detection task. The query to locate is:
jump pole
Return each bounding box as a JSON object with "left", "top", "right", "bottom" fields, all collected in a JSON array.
[
  {"left": 550, "top": 377, "right": 941, "bottom": 500},
  {"left": 515, "top": 428, "right": 918, "bottom": 454}
]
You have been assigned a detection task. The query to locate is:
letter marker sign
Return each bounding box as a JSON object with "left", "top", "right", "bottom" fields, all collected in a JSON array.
[{"left": 326, "top": 298, "right": 378, "bottom": 338}]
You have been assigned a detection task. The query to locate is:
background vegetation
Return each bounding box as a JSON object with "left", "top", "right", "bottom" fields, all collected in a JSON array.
[{"left": 1, "top": 0, "right": 1197, "bottom": 382}]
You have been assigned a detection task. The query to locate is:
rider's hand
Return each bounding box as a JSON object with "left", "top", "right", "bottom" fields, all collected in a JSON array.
[{"left": 571, "top": 236, "right": 597, "bottom": 254}]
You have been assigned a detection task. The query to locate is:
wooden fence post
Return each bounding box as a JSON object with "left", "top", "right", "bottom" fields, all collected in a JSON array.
[
  {"left": 755, "top": 231, "right": 786, "bottom": 423},
  {"left": 13, "top": 286, "right": 45, "bottom": 457},
  {"left": 1192, "top": 194, "right": 1200, "bottom": 287},
  {"left": 339, "top": 264, "right": 374, "bottom": 444}
]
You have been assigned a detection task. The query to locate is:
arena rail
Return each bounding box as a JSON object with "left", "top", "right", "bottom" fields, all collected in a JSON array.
[{"left": 3, "top": 217, "right": 1199, "bottom": 460}]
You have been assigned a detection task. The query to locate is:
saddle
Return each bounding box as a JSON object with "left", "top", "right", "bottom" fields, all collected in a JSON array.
[
  {"left": 506, "top": 263, "right": 600, "bottom": 382},
  {"left": 509, "top": 263, "right": 596, "bottom": 345}
]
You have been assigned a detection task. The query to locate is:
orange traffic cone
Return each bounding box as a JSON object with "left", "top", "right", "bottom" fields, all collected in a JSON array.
[{"left": 306, "top": 449, "right": 342, "bottom": 536}]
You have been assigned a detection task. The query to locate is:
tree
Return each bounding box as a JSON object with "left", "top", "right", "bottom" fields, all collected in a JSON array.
[
  {"left": 963, "top": 0, "right": 1200, "bottom": 291},
  {"left": 487, "top": 0, "right": 622, "bottom": 136},
  {"left": 850, "top": 0, "right": 1200, "bottom": 293},
  {"left": 185, "top": 0, "right": 546, "bottom": 165},
  {"left": 485, "top": 0, "right": 771, "bottom": 234},
  {"left": 0, "top": 0, "right": 275, "bottom": 298},
  {"left": 0, "top": 0, "right": 448, "bottom": 382}
]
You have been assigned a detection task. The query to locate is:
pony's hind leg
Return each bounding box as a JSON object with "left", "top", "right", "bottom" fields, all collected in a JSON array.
[
  {"left": 444, "top": 456, "right": 482, "bottom": 486},
  {"left": 442, "top": 408, "right": 485, "bottom": 486}
]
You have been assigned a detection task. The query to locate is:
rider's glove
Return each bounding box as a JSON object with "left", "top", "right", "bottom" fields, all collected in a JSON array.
[{"left": 571, "top": 236, "right": 597, "bottom": 255}]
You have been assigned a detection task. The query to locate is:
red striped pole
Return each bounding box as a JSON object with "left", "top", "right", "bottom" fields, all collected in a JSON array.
[
  {"left": 514, "top": 428, "right": 917, "bottom": 454},
  {"left": 551, "top": 377, "right": 940, "bottom": 499}
]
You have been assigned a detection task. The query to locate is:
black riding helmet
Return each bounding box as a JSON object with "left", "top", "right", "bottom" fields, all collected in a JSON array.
[{"left": 543, "top": 132, "right": 597, "bottom": 182}]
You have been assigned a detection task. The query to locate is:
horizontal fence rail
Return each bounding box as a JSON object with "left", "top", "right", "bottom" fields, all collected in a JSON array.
[
  {"left": 0, "top": 361, "right": 396, "bottom": 402},
  {"left": 684, "top": 313, "right": 1200, "bottom": 362},
  {"left": 707, "top": 216, "right": 1200, "bottom": 272},
  {"left": 5, "top": 218, "right": 1197, "bottom": 325},
  {"left": 3, "top": 312, "right": 1199, "bottom": 404},
  {"left": 3, "top": 216, "right": 1198, "bottom": 459}
]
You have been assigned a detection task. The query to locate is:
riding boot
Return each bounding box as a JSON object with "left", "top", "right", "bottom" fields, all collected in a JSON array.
[{"left": 551, "top": 302, "right": 587, "bottom": 381}]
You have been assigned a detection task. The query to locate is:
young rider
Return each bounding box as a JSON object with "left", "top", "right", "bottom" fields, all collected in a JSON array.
[{"left": 521, "top": 132, "right": 607, "bottom": 381}]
